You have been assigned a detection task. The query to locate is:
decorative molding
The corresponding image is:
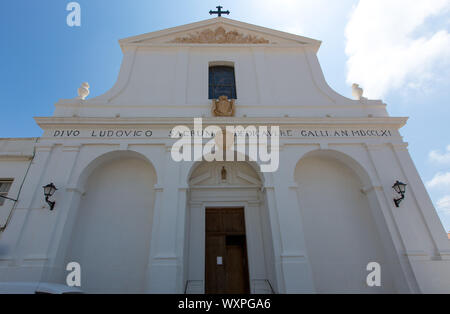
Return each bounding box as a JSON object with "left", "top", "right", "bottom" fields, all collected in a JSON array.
[
  {"left": 152, "top": 255, "right": 178, "bottom": 261},
  {"left": 189, "top": 201, "right": 204, "bottom": 207},
  {"left": 35, "top": 144, "right": 54, "bottom": 152},
  {"left": 437, "top": 250, "right": 450, "bottom": 261},
  {"left": 0, "top": 256, "right": 14, "bottom": 262},
  {"left": 0, "top": 153, "right": 33, "bottom": 160},
  {"left": 247, "top": 200, "right": 261, "bottom": 206},
  {"left": 438, "top": 250, "right": 450, "bottom": 261},
  {"left": 280, "top": 252, "right": 307, "bottom": 263},
  {"left": 236, "top": 171, "right": 261, "bottom": 186},
  {"left": 62, "top": 145, "right": 81, "bottom": 152},
  {"left": 22, "top": 255, "right": 49, "bottom": 265},
  {"left": 190, "top": 185, "right": 261, "bottom": 190},
  {"left": 364, "top": 143, "right": 385, "bottom": 151},
  {"left": 361, "top": 185, "right": 383, "bottom": 195},
  {"left": 66, "top": 186, "right": 85, "bottom": 195},
  {"left": 35, "top": 116, "right": 408, "bottom": 128},
  {"left": 178, "top": 186, "right": 190, "bottom": 192},
  {"left": 190, "top": 172, "right": 211, "bottom": 186},
  {"left": 389, "top": 142, "right": 409, "bottom": 151},
  {"left": 403, "top": 250, "right": 429, "bottom": 260},
  {"left": 169, "top": 27, "right": 270, "bottom": 44}
]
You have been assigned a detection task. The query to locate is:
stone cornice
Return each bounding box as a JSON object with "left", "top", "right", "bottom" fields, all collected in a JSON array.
[
  {"left": 0, "top": 153, "right": 33, "bottom": 161},
  {"left": 34, "top": 116, "right": 408, "bottom": 129},
  {"left": 122, "top": 43, "right": 314, "bottom": 49},
  {"left": 53, "top": 100, "right": 386, "bottom": 108}
]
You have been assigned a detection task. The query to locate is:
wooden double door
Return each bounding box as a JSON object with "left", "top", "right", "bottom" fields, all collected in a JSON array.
[{"left": 205, "top": 208, "right": 250, "bottom": 294}]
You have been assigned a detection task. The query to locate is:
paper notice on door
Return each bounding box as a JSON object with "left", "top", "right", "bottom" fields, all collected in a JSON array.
[{"left": 217, "top": 256, "right": 223, "bottom": 265}]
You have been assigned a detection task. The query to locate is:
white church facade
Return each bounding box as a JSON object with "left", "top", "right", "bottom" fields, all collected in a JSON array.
[{"left": 0, "top": 17, "right": 449, "bottom": 294}]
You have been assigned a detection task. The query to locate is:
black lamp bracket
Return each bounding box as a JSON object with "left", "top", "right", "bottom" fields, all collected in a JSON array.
[{"left": 0, "top": 195, "right": 18, "bottom": 202}]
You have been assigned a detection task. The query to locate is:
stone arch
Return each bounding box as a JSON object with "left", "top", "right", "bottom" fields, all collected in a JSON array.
[
  {"left": 293, "top": 149, "right": 373, "bottom": 188},
  {"left": 73, "top": 149, "right": 158, "bottom": 191},
  {"left": 183, "top": 152, "right": 269, "bottom": 187},
  {"left": 189, "top": 161, "right": 262, "bottom": 187},
  {"left": 293, "top": 149, "right": 398, "bottom": 293},
  {"left": 63, "top": 150, "right": 158, "bottom": 293}
]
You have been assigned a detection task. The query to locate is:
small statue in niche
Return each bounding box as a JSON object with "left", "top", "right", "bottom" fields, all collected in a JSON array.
[{"left": 221, "top": 166, "right": 227, "bottom": 181}]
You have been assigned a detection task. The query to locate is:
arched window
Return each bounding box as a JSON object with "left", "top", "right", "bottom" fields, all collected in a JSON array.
[{"left": 209, "top": 65, "right": 237, "bottom": 99}]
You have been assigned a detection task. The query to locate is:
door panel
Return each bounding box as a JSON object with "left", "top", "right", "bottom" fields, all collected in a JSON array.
[
  {"left": 225, "top": 236, "right": 250, "bottom": 294},
  {"left": 205, "top": 208, "right": 250, "bottom": 294},
  {"left": 206, "top": 211, "right": 222, "bottom": 233},
  {"left": 205, "top": 235, "right": 226, "bottom": 294},
  {"left": 223, "top": 209, "right": 246, "bottom": 233}
]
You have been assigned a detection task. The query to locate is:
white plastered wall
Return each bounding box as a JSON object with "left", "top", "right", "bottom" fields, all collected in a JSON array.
[{"left": 64, "top": 156, "right": 157, "bottom": 293}]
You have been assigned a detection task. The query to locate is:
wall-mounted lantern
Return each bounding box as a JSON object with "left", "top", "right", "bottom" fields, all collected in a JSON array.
[
  {"left": 43, "top": 183, "right": 58, "bottom": 211},
  {"left": 392, "top": 181, "right": 407, "bottom": 208}
]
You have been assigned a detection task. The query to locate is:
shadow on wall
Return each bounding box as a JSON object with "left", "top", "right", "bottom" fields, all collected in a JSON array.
[
  {"left": 64, "top": 153, "right": 157, "bottom": 293},
  {"left": 294, "top": 150, "right": 397, "bottom": 293}
]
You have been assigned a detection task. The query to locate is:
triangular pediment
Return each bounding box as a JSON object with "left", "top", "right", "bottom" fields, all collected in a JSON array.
[{"left": 119, "top": 17, "right": 321, "bottom": 48}]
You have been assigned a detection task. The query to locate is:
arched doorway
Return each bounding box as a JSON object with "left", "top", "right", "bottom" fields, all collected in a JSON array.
[
  {"left": 64, "top": 153, "right": 157, "bottom": 293},
  {"left": 294, "top": 151, "right": 398, "bottom": 293},
  {"left": 184, "top": 161, "right": 277, "bottom": 294}
]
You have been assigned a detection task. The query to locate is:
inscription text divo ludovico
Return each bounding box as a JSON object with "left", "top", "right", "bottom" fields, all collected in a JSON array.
[
  {"left": 50, "top": 129, "right": 393, "bottom": 138},
  {"left": 52, "top": 130, "right": 154, "bottom": 138}
]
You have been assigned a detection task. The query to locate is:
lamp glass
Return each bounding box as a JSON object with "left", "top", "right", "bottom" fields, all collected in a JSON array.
[
  {"left": 43, "top": 183, "right": 57, "bottom": 197},
  {"left": 393, "top": 181, "right": 406, "bottom": 194}
]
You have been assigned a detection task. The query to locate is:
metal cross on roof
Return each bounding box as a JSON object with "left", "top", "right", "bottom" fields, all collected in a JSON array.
[{"left": 209, "top": 6, "right": 230, "bottom": 17}]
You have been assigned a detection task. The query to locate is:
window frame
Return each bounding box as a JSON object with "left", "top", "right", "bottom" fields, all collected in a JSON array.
[
  {"left": 208, "top": 65, "right": 237, "bottom": 100},
  {"left": 0, "top": 179, "right": 14, "bottom": 206}
]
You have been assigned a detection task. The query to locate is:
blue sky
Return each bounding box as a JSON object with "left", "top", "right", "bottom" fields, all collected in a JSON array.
[{"left": 1, "top": 0, "right": 449, "bottom": 231}]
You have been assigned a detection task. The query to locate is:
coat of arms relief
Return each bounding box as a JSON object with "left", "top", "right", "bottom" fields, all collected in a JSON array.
[{"left": 212, "top": 96, "right": 235, "bottom": 117}]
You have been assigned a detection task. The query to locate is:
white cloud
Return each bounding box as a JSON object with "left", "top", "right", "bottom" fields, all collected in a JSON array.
[
  {"left": 426, "top": 172, "right": 450, "bottom": 189},
  {"left": 245, "top": 0, "right": 355, "bottom": 36},
  {"left": 437, "top": 195, "right": 450, "bottom": 214},
  {"left": 429, "top": 145, "right": 450, "bottom": 164},
  {"left": 345, "top": 0, "right": 450, "bottom": 99}
]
